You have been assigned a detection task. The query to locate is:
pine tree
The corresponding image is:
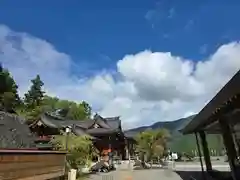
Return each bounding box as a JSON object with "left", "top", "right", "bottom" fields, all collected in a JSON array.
[
  {"left": 0, "top": 64, "right": 5, "bottom": 95},
  {"left": 0, "top": 64, "right": 21, "bottom": 112},
  {"left": 24, "top": 75, "right": 45, "bottom": 109},
  {"left": 81, "top": 101, "right": 92, "bottom": 118}
]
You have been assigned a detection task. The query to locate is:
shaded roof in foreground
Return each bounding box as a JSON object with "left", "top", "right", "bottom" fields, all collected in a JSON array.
[
  {"left": 181, "top": 69, "right": 240, "bottom": 134},
  {"left": 0, "top": 111, "right": 36, "bottom": 148}
]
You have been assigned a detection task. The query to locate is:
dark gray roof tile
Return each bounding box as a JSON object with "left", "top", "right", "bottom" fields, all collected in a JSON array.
[
  {"left": 35, "top": 113, "right": 122, "bottom": 136},
  {"left": 105, "top": 116, "right": 120, "bottom": 129},
  {"left": 75, "top": 120, "right": 94, "bottom": 129},
  {"left": 86, "top": 128, "right": 119, "bottom": 135},
  {"left": 0, "top": 111, "right": 36, "bottom": 148},
  {"left": 40, "top": 113, "right": 89, "bottom": 129},
  {"left": 72, "top": 125, "right": 87, "bottom": 136}
]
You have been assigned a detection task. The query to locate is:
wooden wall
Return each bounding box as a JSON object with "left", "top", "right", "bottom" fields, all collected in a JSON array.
[{"left": 0, "top": 149, "right": 66, "bottom": 180}]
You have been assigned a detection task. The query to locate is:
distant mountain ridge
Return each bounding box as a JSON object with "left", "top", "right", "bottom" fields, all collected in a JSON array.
[
  {"left": 124, "top": 115, "right": 195, "bottom": 136},
  {"left": 124, "top": 115, "right": 224, "bottom": 153}
]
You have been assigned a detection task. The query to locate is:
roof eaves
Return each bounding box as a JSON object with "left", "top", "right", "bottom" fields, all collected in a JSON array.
[{"left": 181, "top": 69, "right": 240, "bottom": 134}]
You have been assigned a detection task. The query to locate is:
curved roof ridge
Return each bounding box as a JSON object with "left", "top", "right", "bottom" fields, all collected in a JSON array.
[
  {"left": 93, "top": 114, "right": 111, "bottom": 129},
  {"left": 44, "top": 112, "right": 65, "bottom": 121},
  {"left": 105, "top": 116, "right": 120, "bottom": 121}
]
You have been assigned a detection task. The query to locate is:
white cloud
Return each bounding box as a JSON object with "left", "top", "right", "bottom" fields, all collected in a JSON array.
[{"left": 1, "top": 25, "right": 240, "bottom": 129}]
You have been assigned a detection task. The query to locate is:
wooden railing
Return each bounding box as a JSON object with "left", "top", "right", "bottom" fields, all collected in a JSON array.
[{"left": 0, "top": 149, "right": 67, "bottom": 180}]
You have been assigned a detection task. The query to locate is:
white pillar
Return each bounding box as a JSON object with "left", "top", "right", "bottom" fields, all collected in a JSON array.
[{"left": 68, "top": 169, "right": 77, "bottom": 180}]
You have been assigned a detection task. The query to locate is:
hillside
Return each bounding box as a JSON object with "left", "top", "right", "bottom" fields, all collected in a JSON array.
[
  {"left": 124, "top": 115, "right": 194, "bottom": 137},
  {"left": 125, "top": 115, "right": 224, "bottom": 154}
]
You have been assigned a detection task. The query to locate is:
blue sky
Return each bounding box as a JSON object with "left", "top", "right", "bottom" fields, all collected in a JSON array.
[
  {"left": 1, "top": 0, "right": 240, "bottom": 128},
  {"left": 1, "top": 0, "right": 240, "bottom": 76}
]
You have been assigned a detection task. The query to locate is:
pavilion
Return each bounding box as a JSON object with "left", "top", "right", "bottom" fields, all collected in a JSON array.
[
  {"left": 181, "top": 69, "right": 240, "bottom": 180},
  {"left": 29, "top": 112, "right": 135, "bottom": 160}
]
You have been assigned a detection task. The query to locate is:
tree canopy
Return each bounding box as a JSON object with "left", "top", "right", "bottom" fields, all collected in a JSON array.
[
  {"left": 0, "top": 65, "right": 21, "bottom": 112},
  {"left": 51, "top": 133, "right": 98, "bottom": 169},
  {"left": 1, "top": 66, "right": 92, "bottom": 122},
  {"left": 42, "top": 96, "right": 92, "bottom": 120},
  {"left": 24, "top": 74, "right": 45, "bottom": 109},
  {"left": 135, "top": 128, "right": 170, "bottom": 161}
]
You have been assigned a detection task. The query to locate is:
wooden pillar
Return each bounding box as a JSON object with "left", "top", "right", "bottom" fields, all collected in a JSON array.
[
  {"left": 108, "top": 136, "right": 112, "bottom": 165},
  {"left": 130, "top": 141, "right": 133, "bottom": 156},
  {"left": 195, "top": 133, "right": 206, "bottom": 180},
  {"left": 121, "top": 138, "right": 126, "bottom": 160},
  {"left": 125, "top": 141, "right": 129, "bottom": 160},
  {"left": 219, "top": 118, "right": 239, "bottom": 180},
  {"left": 199, "top": 131, "right": 212, "bottom": 171},
  {"left": 128, "top": 140, "right": 131, "bottom": 157}
]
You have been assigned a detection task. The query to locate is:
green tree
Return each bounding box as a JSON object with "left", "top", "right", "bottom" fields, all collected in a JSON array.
[
  {"left": 22, "top": 75, "right": 45, "bottom": 121},
  {"left": 81, "top": 101, "right": 92, "bottom": 118},
  {"left": 135, "top": 129, "right": 170, "bottom": 162},
  {"left": 42, "top": 95, "right": 60, "bottom": 112},
  {"left": 42, "top": 96, "right": 92, "bottom": 120},
  {"left": 0, "top": 64, "right": 5, "bottom": 95},
  {"left": 24, "top": 75, "right": 45, "bottom": 109},
  {"left": 0, "top": 66, "right": 21, "bottom": 112},
  {"left": 25, "top": 106, "right": 44, "bottom": 122},
  {"left": 2, "top": 92, "right": 17, "bottom": 112},
  {"left": 66, "top": 102, "right": 91, "bottom": 120},
  {"left": 51, "top": 133, "right": 98, "bottom": 170}
]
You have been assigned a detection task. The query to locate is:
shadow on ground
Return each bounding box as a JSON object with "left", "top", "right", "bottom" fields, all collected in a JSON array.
[{"left": 175, "top": 171, "right": 232, "bottom": 180}]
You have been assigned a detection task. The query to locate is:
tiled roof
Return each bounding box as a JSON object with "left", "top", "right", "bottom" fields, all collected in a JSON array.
[
  {"left": 31, "top": 112, "right": 91, "bottom": 129},
  {"left": 0, "top": 111, "right": 36, "bottom": 148},
  {"left": 32, "top": 112, "right": 122, "bottom": 136},
  {"left": 105, "top": 116, "right": 121, "bottom": 129},
  {"left": 86, "top": 128, "right": 119, "bottom": 135}
]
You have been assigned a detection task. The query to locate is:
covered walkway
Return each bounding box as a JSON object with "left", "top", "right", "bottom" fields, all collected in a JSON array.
[{"left": 181, "top": 69, "right": 240, "bottom": 180}]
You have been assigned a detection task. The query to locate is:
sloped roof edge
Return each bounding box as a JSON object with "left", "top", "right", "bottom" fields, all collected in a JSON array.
[{"left": 181, "top": 69, "right": 240, "bottom": 134}]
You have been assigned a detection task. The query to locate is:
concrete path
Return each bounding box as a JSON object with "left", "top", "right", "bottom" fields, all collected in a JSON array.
[
  {"left": 88, "top": 169, "right": 183, "bottom": 180},
  {"left": 175, "top": 161, "right": 230, "bottom": 171},
  {"left": 87, "top": 161, "right": 230, "bottom": 180}
]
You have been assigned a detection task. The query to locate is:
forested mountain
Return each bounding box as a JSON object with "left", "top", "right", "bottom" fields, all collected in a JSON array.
[
  {"left": 125, "top": 115, "right": 224, "bottom": 154},
  {"left": 124, "top": 115, "right": 194, "bottom": 137}
]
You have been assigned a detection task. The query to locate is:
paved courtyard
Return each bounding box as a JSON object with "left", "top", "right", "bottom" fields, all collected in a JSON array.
[
  {"left": 88, "top": 169, "right": 183, "bottom": 180},
  {"left": 87, "top": 161, "right": 230, "bottom": 180}
]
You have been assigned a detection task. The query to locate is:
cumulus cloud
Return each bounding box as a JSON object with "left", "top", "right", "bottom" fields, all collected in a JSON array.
[{"left": 1, "top": 24, "right": 240, "bottom": 129}]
